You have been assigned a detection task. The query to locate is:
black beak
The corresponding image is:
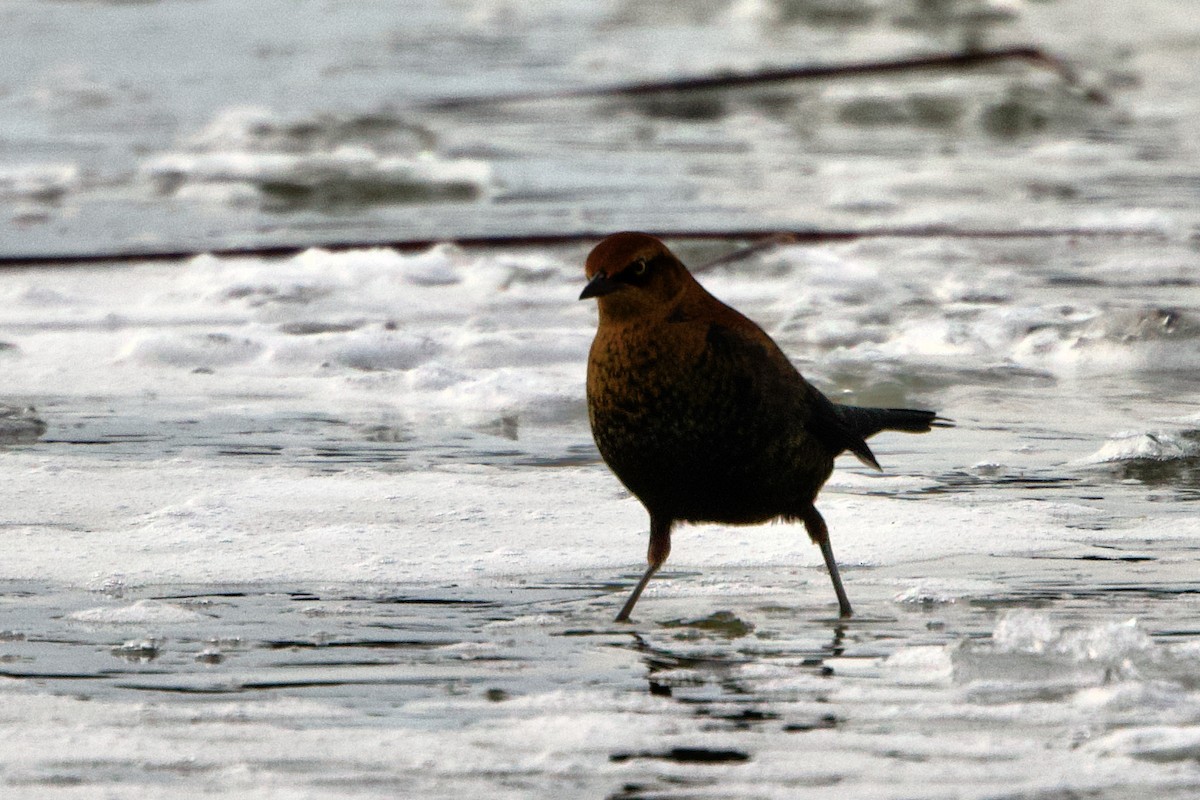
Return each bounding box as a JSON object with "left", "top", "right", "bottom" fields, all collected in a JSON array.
[{"left": 579, "top": 272, "right": 624, "bottom": 300}]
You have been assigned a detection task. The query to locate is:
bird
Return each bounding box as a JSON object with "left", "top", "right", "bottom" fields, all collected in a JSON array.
[{"left": 579, "top": 232, "right": 949, "bottom": 622}]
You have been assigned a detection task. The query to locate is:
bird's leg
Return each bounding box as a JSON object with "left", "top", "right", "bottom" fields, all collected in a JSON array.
[
  {"left": 801, "top": 507, "right": 853, "bottom": 618},
  {"left": 615, "top": 515, "right": 672, "bottom": 623}
]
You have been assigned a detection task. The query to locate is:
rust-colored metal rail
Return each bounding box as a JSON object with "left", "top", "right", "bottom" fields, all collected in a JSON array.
[
  {"left": 0, "top": 225, "right": 1163, "bottom": 269},
  {"left": 419, "top": 47, "right": 1104, "bottom": 111}
]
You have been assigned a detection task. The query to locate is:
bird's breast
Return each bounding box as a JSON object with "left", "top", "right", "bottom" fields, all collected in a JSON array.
[
  {"left": 585, "top": 320, "right": 831, "bottom": 522},
  {"left": 586, "top": 322, "right": 707, "bottom": 435}
]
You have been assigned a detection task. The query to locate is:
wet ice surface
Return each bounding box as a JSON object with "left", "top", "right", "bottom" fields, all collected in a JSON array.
[
  {"left": 5, "top": 0, "right": 1200, "bottom": 797},
  {"left": 7, "top": 556, "right": 1200, "bottom": 799},
  {"left": 2, "top": 233, "right": 1200, "bottom": 798}
]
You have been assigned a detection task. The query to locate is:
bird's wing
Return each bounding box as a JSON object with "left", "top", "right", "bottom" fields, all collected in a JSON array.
[{"left": 701, "top": 320, "right": 880, "bottom": 470}]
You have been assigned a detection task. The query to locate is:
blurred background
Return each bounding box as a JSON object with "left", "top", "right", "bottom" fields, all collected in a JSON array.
[{"left": 4, "top": 0, "right": 1196, "bottom": 258}]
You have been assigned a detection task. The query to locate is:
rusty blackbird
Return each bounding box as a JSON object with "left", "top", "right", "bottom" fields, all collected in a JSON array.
[{"left": 580, "top": 232, "right": 949, "bottom": 621}]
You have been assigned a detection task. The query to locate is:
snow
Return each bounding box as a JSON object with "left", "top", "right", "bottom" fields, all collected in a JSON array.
[{"left": 69, "top": 600, "right": 209, "bottom": 625}]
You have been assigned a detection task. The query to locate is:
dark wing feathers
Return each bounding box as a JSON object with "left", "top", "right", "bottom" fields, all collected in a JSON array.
[
  {"left": 704, "top": 322, "right": 882, "bottom": 470},
  {"left": 700, "top": 321, "right": 950, "bottom": 472},
  {"left": 701, "top": 323, "right": 948, "bottom": 472}
]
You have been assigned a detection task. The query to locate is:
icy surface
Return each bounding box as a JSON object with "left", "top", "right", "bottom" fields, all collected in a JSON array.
[
  {"left": 3, "top": 1, "right": 1200, "bottom": 798},
  {"left": 2, "top": 241, "right": 1198, "bottom": 800}
]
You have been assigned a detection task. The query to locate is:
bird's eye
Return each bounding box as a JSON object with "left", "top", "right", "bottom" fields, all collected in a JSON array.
[{"left": 631, "top": 259, "right": 648, "bottom": 276}]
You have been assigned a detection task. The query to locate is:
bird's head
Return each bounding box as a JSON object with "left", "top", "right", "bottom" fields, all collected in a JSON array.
[{"left": 579, "top": 232, "right": 691, "bottom": 321}]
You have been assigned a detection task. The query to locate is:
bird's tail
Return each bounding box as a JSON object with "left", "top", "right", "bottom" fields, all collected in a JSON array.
[{"left": 834, "top": 406, "right": 953, "bottom": 442}]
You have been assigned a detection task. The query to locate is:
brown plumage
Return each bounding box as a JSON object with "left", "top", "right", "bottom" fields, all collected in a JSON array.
[{"left": 579, "top": 232, "right": 949, "bottom": 621}]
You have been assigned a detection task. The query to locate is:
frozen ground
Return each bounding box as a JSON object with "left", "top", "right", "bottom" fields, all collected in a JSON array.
[
  {"left": 3, "top": 0, "right": 1200, "bottom": 798},
  {"left": 2, "top": 234, "right": 1199, "bottom": 799}
]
